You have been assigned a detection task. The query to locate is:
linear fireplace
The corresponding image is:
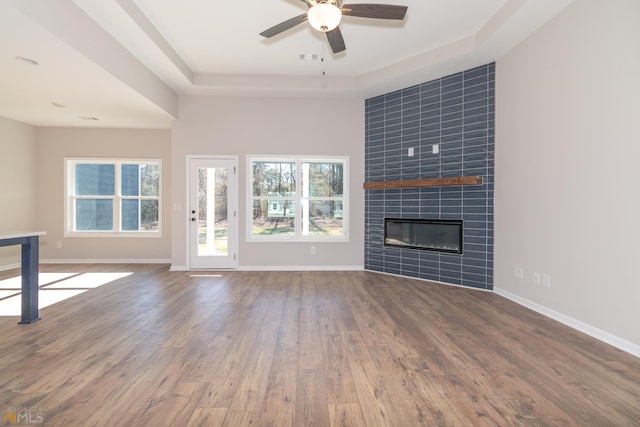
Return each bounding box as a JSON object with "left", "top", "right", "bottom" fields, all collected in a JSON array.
[{"left": 384, "top": 218, "right": 463, "bottom": 254}]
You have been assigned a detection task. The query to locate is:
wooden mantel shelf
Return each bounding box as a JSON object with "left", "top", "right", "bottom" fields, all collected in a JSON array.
[{"left": 363, "top": 176, "right": 482, "bottom": 190}]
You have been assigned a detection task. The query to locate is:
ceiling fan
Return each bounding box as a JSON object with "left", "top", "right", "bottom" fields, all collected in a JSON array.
[{"left": 260, "top": 0, "right": 408, "bottom": 54}]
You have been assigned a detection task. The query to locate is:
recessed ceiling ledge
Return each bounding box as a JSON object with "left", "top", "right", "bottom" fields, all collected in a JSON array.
[{"left": 193, "top": 73, "right": 357, "bottom": 92}]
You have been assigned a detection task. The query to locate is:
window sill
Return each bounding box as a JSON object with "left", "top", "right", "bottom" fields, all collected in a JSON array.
[{"left": 64, "top": 231, "right": 162, "bottom": 238}]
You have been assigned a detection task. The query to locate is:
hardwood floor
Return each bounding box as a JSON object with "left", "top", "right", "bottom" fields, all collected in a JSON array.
[{"left": 0, "top": 264, "right": 639, "bottom": 426}]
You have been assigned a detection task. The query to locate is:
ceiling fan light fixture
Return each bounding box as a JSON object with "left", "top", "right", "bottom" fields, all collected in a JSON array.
[{"left": 307, "top": 3, "right": 342, "bottom": 33}]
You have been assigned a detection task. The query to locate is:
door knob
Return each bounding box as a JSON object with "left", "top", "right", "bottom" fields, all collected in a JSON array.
[{"left": 191, "top": 218, "right": 196, "bottom": 222}]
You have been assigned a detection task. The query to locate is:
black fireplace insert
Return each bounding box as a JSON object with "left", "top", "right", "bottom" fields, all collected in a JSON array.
[{"left": 384, "top": 218, "right": 463, "bottom": 254}]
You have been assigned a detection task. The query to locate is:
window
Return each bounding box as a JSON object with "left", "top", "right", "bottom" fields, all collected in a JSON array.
[
  {"left": 65, "top": 159, "right": 161, "bottom": 237},
  {"left": 248, "top": 156, "right": 348, "bottom": 241}
]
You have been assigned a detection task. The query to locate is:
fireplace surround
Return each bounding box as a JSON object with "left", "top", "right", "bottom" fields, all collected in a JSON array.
[
  {"left": 384, "top": 218, "right": 463, "bottom": 254},
  {"left": 365, "top": 63, "right": 494, "bottom": 289}
]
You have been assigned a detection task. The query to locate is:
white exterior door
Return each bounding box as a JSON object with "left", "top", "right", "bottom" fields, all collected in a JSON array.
[{"left": 188, "top": 157, "right": 238, "bottom": 269}]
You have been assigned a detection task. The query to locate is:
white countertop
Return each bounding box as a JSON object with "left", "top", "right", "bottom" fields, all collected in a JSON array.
[{"left": 0, "top": 231, "right": 47, "bottom": 240}]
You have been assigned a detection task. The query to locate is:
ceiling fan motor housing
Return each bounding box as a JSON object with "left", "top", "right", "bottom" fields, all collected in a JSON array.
[{"left": 308, "top": 1, "right": 342, "bottom": 33}]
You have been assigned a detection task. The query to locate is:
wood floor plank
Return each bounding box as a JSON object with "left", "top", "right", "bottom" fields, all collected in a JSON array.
[
  {"left": 328, "top": 274, "right": 360, "bottom": 332},
  {"left": 197, "top": 376, "right": 240, "bottom": 409},
  {"left": 0, "top": 264, "right": 638, "bottom": 426},
  {"left": 342, "top": 331, "right": 402, "bottom": 426},
  {"left": 186, "top": 407, "right": 228, "bottom": 427},
  {"left": 349, "top": 282, "right": 420, "bottom": 359},
  {"left": 328, "top": 403, "right": 367, "bottom": 427},
  {"left": 220, "top": 409, "right": 260, "bottom": 426},
  {"left": 298, "top": 279, "right": 324, "bottom": 370},
  {"left": 135, "top": 381, "right": 209, "bottom": 427},
  {"left": 295, "top": 368, "right": 331, "bottom": 427}
]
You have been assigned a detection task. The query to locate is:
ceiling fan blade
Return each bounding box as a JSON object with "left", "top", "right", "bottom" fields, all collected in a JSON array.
[
  {"left": 341, "top": 4, "right": 407, "bottom": 20},
  {"left": 326, "top": 26, "right": 346, "bottom": 54},
  {"left": 260, "top": 13, "right": 308, "bottom": 38}
]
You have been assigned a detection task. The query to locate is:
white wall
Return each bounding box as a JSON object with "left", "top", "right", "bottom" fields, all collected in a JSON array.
[
  {"left": 171, "top": 95, "right": 365, "bottom": 270},
  {"left": 495, "top": 0, "right": 640, "bottom": 353},
  {"left": 35, "top": 127, "right": 172, "bottom": 262},
  {"left": 0, "top": 116, "right": 37, "bottom": 269}
]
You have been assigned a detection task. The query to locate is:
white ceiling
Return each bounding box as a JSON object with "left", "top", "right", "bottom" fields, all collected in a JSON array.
[{"left": 0, "top": 0, "right": 574, "bottom": 129}]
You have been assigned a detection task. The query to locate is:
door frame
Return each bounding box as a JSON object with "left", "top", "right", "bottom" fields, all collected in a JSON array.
[{"left": 186, "top": 155, "right": 239, "bottom": 269}]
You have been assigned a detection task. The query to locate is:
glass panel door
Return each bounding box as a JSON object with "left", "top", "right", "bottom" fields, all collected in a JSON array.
[{"left": 189, "top": 157, "right": 237, "bottom": 269}]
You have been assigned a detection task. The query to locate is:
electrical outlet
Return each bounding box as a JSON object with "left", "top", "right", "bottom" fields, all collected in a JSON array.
[
  {"left": 514, "top": 267, "right": 523, "bottom": 279},
  {"left": 56, "top": 241, "right": 62, "bottom": 249},
  {"left": 532, "top": 272, "right": 541, "bottom": 285},
  {"left": 310, "top": 246, "right": 316, "bottom": 255},
  {"left": 542, "top": 274, "right": 551, "bottom": 287}
]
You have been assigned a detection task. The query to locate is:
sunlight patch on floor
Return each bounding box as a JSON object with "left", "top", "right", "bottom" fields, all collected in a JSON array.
[
  {"left": 0, "top": 272, "right": 77, "bottom": 289},
  {"left": 0, "top": 290, "right": 18, "bottom": 299},
  {"left": 44, "top": 272, "right": 132, "bottom": 289},
  {"left": 0, "top": 271, "right": 132, "bottom": 317}
]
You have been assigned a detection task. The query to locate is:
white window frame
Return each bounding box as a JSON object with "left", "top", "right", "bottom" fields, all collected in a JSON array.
[
  {"left": 247, "top": 155, "right": 349, "bottom": 242},
  {"left": 64, "top": 158, "right": 162, "bottom": 238}
]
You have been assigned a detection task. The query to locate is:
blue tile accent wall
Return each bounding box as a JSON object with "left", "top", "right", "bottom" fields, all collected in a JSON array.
[{"left": 364, "top": 63, "right": 495, "bottom": 290}]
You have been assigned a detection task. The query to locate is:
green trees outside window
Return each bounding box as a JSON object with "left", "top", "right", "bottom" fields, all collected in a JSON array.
[{"left": 249, "top": 157, "right": 347, "bottom": 240}]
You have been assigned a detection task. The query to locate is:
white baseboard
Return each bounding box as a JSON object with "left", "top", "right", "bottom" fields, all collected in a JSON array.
[
  {"left": 238, "top": 265, "right": 364, "bottom": 271},
  {"left": 172, "top": 265, "right": 364, "bottom": 272},
  {"left": 494, "top": 287, "right": 640, "bottom": 358},
  {"left": 37, "top": 262, "right": 362, "bottom": 272},
  {"left": 41, "top": 259, "right": 171, "bottom": 264},
  {"left": 170, "top": 265, "right": 363, "bottom": 272}
]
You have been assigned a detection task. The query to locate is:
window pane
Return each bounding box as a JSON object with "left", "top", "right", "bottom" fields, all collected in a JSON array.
[
  {"left": 141, "top": 200, "right": 159, "bottom": 231},
  {"left": 247, "top": 157, "right": 347, "bottom": 241},
  {"left": 304, "top": 162, "right": 344, "bottom": 197},
  {"left": 76, "top": 164, "right": 115, "bottom": 196},
  {"left": 304, "top": 200, "right": 344, "bottom": 236},
  {"left": 252, "top": 162, "right": 296, "bottom": 197},
  {"left": 121, "top": 199, "right": 159, "bottom": 231},
  {"left": 197, "top": 167, "right": 227, "bottom": 255},
  {"left": 121, "top": 199, "right": 139, "bottom": 231},
  {"left": 140, "top": 164, "right": 159, "bottom": 197},
  {"left": 252, "top": 200, "right": 295, "bottom": 236},
  {"left": 76, "top": 199, "right": 113, "bottom": 231},
  {"left": 121, "top": 164, "right": 139, "bottom": 196}
]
